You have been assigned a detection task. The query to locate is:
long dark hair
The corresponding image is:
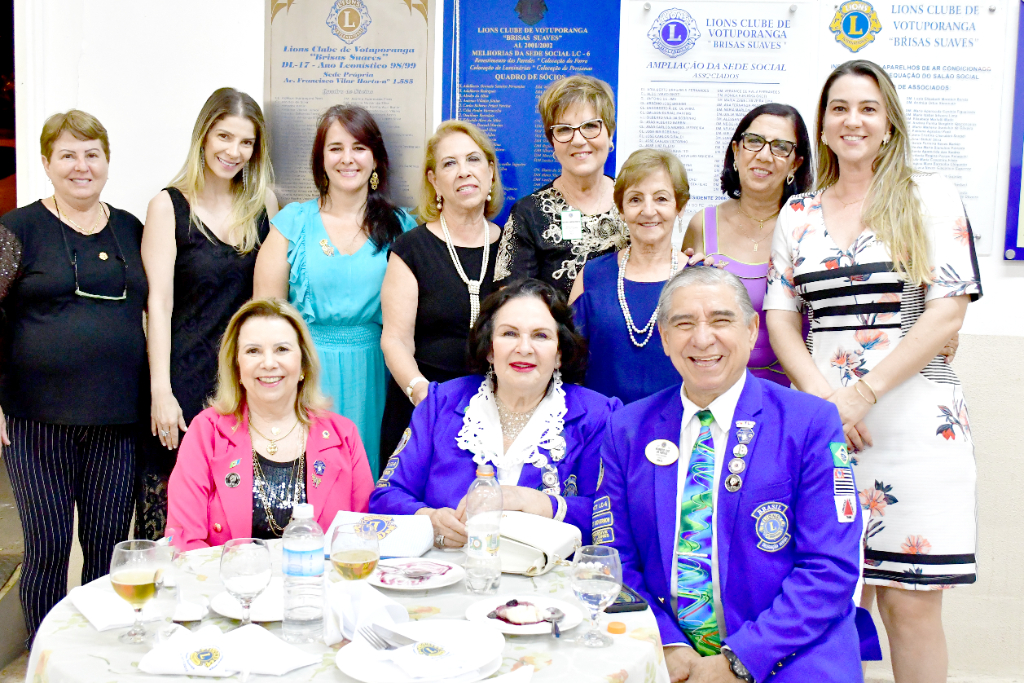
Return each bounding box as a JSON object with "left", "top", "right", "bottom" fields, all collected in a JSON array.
[
  {"left": 467, "top": 278, "right": 588, "bottom": 385},
  {"left": 720, "top": 102, "right": 812, "bottom": 207},
  {"left": 310, "top": 105, "right": 403, "bottom": 253}
]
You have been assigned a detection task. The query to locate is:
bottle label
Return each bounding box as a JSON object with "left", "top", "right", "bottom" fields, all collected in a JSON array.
[
  {"left": 282, "top": 547, "right": 324, "bottom": 577},
  {"left": 467, "top": 532, "right": 500, "bottom": 558}
]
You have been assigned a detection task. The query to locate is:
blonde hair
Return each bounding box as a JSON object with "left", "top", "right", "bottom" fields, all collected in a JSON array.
[
  {"left": 170, "top": 88, "right": 273, "bottom": 255},
  {"left": 40, "top": 110, "right": 110, "bottom": 160},
  {"left": 614, "top": 149, "right": 690, "bottom": 214},
  {"left": 210, "top": 298, "right": 330, "bottom": 427},
  {"left": 538, "top": 75, "right": 616, "bottom": 145},
  {"left": 816, "top": 60, "right": 931, "bottom": 285},
  {"left": 416, "top": 120, "right": 504, "bottom": 222}
]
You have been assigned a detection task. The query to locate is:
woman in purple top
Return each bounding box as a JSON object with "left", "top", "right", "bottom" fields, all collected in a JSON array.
[
  {"left": 370, "top": 279, "right": 620, "bottom": 547},
  {"left": 683, "top": 104, "right": 812, "bottom": 385}
]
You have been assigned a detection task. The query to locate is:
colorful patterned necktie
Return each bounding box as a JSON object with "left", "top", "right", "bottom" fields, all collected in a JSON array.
[{"left": 676, "top": 409, "right": 721, "bottom": 655}]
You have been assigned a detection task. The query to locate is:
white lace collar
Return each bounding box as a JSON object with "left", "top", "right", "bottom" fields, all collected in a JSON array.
[{"left": 456, "top": 374, "right": 568, "bottom": 474}]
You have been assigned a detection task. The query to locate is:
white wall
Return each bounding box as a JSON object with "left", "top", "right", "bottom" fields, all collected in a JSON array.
[{"left": 15, "top": 0, "right": 265, "bottom": 221}]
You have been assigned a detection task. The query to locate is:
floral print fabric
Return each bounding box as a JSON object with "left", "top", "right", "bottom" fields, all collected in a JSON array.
[{"left": 764, "top": 173, "right": 981, "bottom": 590}]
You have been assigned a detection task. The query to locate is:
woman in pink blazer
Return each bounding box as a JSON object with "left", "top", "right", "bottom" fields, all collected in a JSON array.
[{"left": 166, "top": 298, "right": 373, "bottom": 550}]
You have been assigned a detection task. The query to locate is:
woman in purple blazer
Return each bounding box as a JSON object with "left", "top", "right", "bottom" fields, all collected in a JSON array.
[{"left": 370, "top": 279, "right": 620, "bottom": 547}]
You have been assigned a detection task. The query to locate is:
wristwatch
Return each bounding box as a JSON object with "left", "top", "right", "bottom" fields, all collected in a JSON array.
[{"left": 721, "top": 646, "right": 754, "bottom": 682}]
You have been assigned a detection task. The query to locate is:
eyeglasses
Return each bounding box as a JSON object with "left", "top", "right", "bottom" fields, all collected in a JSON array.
[
  {"left": 739, "top": 132, "right": 797, "bottom": 158},
  {"left": 549, "top": 119, "right": 605, "bottom": 144},
  {"left": 58, "top": 214, "right": 129, "bottom": 301}
]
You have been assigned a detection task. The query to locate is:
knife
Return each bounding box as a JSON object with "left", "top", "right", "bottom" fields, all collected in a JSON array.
[{"left": 371, "top": 623, "right": 418, "bottom": 648}]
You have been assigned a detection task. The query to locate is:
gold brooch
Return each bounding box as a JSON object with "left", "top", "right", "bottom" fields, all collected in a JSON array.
[{"left": 320, "top": 239, "right": 335, "bottom": 257}]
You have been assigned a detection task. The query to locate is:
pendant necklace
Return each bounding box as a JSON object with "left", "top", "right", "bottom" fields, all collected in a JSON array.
[
  {"left": 736, "top": 204, "right": 780, "bottom": 252},
  {"left": 249, "top": 416, "right": 299, "bottom": 457},
  {"left": 440, "top": 213, "right": 490, "bottom": 328},
  {"left": 617, "top": 246, "right": 678, "bottom": 347}
]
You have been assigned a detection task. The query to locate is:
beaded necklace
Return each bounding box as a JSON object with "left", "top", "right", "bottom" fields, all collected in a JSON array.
[{"left": 617, "top": 246, "right": 679, "bottom": 347}]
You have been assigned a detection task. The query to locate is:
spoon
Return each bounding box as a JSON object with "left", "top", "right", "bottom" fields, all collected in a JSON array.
[{"left": 544, "top": 608, "right": 565, "bottom": 638}]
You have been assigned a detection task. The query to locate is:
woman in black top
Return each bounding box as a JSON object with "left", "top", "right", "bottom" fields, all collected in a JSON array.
[
  {"left": 378, "top": 120, "right": 502, "bottom": 470},
  {"left": 138, "top": 88, "right": 277, "bottom": 539},
  {"left": 0, "top": 111, "right": 148, "bottom": 639},
  {"left": 493, "top": 75, "right": 627, "bottom": 298}
]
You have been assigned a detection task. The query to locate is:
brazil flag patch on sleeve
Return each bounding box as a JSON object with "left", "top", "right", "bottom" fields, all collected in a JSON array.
[{"left": 830, "top": 442, "right": 851, "bottom": 467}]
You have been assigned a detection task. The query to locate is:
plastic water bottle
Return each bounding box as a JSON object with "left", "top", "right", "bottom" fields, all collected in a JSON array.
[
  {"left": 281, "top": 503, "right": 324, "bottom": 643},
  {"left": 465, "top": 464, "right": 503, "bottom": 594}
]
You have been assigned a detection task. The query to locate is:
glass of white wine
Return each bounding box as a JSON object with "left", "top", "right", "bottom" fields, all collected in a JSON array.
[
  {"left": 330, "top": 523, "right": 380, "bottom": 581},
  {"left": 220, "top": 538, "right": 272, "bottom": 627},
  {"left": 571, "top": 545, "right": 623, "bottom": 648},
  {"left": 110, "top": 539, "right": 160, "bottom": 644}
]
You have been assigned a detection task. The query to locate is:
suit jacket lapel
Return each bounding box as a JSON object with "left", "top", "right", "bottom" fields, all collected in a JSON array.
[
  {"left": 306, "top": 421, "right": 344, "bottom": 517},
  {"left": 653, "top": 391, "right": 685, "bottom": 595},
  {"left": 212, "top": 414, "right": 253, "bottom": 540},
  {"left": 716, "top": 372, "right": 764, "bottom": 604}
]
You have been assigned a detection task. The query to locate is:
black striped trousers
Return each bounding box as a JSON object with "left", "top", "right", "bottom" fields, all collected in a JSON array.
[{"left": 3, "top": 416, "right": 135, "bottom": 640}]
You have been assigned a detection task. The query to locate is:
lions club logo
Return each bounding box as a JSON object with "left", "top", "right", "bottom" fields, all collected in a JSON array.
[
  {"left": 829, "top": 1, "right": 882, "bottom": 53},
  {"left": 359, "top": 514, "right": 398, "bottom": 540},
  {"left": 415, "top": 642, "right": 448, "bottom": 658},
  {"left": 327, "top": 0, "right": 371, "bottom": 45},
  {"left": 648, "top": 8, "right": 700, "bottom": 58},
  {"left": 751, "top": 502, "right": 791, "bottom": 552},
  {"left": 188, "top": 648, "right": 221, "bottom": 669}
]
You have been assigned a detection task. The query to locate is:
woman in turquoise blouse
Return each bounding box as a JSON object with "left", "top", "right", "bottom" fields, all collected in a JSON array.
[{"left": 255, "top": 106, "right": 414, "bottom": 473}]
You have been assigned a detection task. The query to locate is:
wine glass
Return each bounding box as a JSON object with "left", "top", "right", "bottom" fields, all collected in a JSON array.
[
  {"left": 220, "top": 538, "right": 272, "bottom": 627},
  {"left": 571, "top": 545, "right": 623, "bottom": 648},
  {"left": 109, "top": 539, "right": 160, "bottom": 643},
  {"left": 330, "top": 522, "right": 380, "bottom": 581}
]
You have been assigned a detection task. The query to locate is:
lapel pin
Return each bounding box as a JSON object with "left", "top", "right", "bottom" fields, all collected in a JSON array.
[
  {"left": 733, "top": 444, "right": 748, "bottom": 458},
  {"left": 228, "top": 458, "right": 240, "bottom": 469},
  {"left": 724, "top": 473, "right": 743, "bottom": 492},
  {"left": 645, "top": 439, "right": 680, "bottom": 466},
  {"left": 224, "top": 472, "right": 240, "bottom": 488},
  {"left": 322, "top": 430, "right": 330, "bottom": 439},
  {"left": 313, "top": 459, "right": 326, "bottom": 476},
  {"left": 728, "top": 458, "right": 746, "bottom": 474},
  {"left": 737, "top": 428, "right": 754, "bottom": 445},
  {"left": 542, "top": 465, "right": 560, "bottom": 489},
  {"left": 312, "top": 475, "right": 322, "bottom": 488},
  {"left": 736, "top": 420, "right": 755, "bottom": 429}
]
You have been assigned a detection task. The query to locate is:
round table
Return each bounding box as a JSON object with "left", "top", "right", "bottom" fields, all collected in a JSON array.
[{"left": 27, "top": 545, "right": 670, "bottom": 683}]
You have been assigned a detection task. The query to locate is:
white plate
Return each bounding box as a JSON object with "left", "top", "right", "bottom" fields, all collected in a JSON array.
[
  {"left": 209, "top": 577, "right": 283, "bottom": 622},
  {"left": 367, "top": 558, "right": 466, "bottom": 591},
  {"left": 336, "top": 620, "right": 504, "bottom": 683},
  {"left": 464, "top": 595, "right": 583, "bottom": 635}
]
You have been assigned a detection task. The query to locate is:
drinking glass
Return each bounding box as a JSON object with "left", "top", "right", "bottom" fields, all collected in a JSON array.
[
  {"left": 109, "top": 539, "right": 160, "bottom": 643},
  {"left": 571, "top": 545, "right": 622, "bottom": 648},
  {"left": 220, "top": 538, "right": 272, "bottom": 627},
  {"left": 330, "top": 523, "right": 380, "bottom": 581}
]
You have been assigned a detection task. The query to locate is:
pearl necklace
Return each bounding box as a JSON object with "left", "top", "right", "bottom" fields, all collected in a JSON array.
[
  {"left": 617, "top": 246, "right": 679, "bottom": 348},
  {"left": 439, "top": 213, "right": 490, "bottom": 328}
]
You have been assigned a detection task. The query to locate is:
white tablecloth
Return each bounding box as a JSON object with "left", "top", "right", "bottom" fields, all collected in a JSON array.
[{"left": 26, "top": 546, "right": 669, "bottom": 683}]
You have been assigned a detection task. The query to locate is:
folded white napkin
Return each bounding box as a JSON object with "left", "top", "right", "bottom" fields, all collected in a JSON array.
[
  {"left": 326, "top": 511, "right": 433, "bottom": 558},
  {"left": 138, "top": 624, "right": 318, "bottom": 677},
  {"left": 68, "top": 584, "right": 161, "bottom": 631},
  {"left": 323, "top": 578, "right": 408, "bottom": 646}
]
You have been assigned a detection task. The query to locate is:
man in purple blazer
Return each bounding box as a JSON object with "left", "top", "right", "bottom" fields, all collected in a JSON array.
[{"left": 596, "top": 267, "right": 865, "bottom": 682}]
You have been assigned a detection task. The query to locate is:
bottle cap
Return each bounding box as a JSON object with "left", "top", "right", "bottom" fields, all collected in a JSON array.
[
  {"left": 476, "top": 463, "right": 495, "bottom": 477},
  {"left": 292, "top": 503, "right": 314, "bottom": 519},
  {"left": 607, "top": 621, "right": 626, "bottom": 634}
]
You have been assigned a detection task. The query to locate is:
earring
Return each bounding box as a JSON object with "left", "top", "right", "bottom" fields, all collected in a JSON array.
[
  {"left": 436, "top": 194, "right": 443, "bottom": 211},
  {"left": 609, "top": 141, "right": 615, "bottom": 152},
  {"left": 820, "top": 132, "right": 827, "bottom": 145},
  {"left": 369, "top": 171, "right": 379, "bottom": 191},
  {"left": 299, "top": 373, "right": 305, "bottom": 381},
  {"left": 487, "top": 363, "right": 496, "bottom": 384},
  {"left": 200, "top": 148, "right": 206, "bottom": 165},
  {"left": 786, "top": 172, "right": 795, "bottom": 185},
  {"left": 882, "top": 133, "right": 891, "bottom": 146},
  {"left": 487, "top": 190, "right": 492, "bottom": 202},
  {"left": 732, "top": 160, "right": 738, "bottom": 172},
  {"left": 552, "top": 368, "right": 563, "bottom": 384},
  {"left": 242, "top": 164, "right": 250, "bottom": 189}
]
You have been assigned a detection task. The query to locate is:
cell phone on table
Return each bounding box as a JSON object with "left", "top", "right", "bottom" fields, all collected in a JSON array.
[{"left": 605, "top": 584, "right": 649, "bottom": 613}]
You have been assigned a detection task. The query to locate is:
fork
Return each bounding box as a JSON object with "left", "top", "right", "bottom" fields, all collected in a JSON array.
[{"left": 358, "top": 625, "right": 395, "bottom": 651}]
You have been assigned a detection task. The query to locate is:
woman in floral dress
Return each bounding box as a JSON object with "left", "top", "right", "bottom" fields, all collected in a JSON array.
[{"left": 764, "top": 60, "right": 981, "bottom": 683}]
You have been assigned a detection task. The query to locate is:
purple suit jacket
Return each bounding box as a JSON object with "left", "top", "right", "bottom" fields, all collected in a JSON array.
[
  {"left": 597, "top": 373, "right": 864, "bottom": 682},
  {"left": 369, "top": 375, "right": 621, "bottom": 542}
]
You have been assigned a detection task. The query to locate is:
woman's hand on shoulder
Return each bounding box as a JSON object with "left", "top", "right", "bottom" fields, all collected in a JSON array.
[
  {"left": 151, "top": 389, "right": 188, "bottom": 450},
  {"left": 681, "top": 247, "right": 723, "bottom": 269}
]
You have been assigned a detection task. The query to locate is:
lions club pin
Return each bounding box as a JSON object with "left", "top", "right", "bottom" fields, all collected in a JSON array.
[
  {"left": 728, "top": 458, "right": 746, "bottom": 474},
  {"left": 542, "top": 465, "right": 560, "bottom": 489},
  {"left": 724, "top": 473, "right": 743, "bottom": 492},
  {"left": 733, "top": 444, "right": 748, "bottom": 458},
  {"left": 645, "top": 439, "right": 679, "bottom": 466},
  {"left": 737, "top": 428, "right": 754, "bottom": 445},
  {"left": 548, "top": 434, "right": 567, "bottom": 462},
  {"left": 224, "top": 472, "right": 241, "bottom": 488},
  {"left": 313, "top": 460, "right": 326, "bottom": 476}
]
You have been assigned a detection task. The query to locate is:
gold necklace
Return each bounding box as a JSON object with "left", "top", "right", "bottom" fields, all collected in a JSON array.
[
  {"left": 249, "top": 416, "right": 299, "bottom": 457},
  {"left": 495, "top": 394, "right": 539, "bottom": 443},
  {"left": 831, "top": 186, "right": 867, "bottom": 208},
  {"left": 251, "top": 430, "right": 306, "bottom": 536},
  {"left": 735, "top": 204, "right": 780, "bottom": 252},
  {"left": 53, "top": 194, "right": 106, "bottom": 235}
]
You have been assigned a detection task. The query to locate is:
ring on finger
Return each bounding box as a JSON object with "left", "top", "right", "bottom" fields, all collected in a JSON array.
[
  {"left": 159, "top": 430, "right": 170, "bottom": 437},
  {"left": 434, "top": 533, "right": 445, "bottom": 548}
]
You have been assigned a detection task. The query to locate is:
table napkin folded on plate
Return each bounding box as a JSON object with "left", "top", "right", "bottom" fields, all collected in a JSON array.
[
  {"left": 326, "top": 511, "right": 433, "bottom": 558},
  {"left": 361, "top": 624, "right": 511, "bottom": 682},
  {"left": 323, "top": 579, "right": 409, "bottom": 645},
  {"left": 68, "top": 584, "right": 162, "bottom": 631},
  {"left": 138, "top": 624, "right": 318, "bottom": 677}
]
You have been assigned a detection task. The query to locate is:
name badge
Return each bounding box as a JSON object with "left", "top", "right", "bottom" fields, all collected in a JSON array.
[
  {"left": 645, "top": 439, "right": 679, "bottom": 466},
  {"left": 560, "top": 210, "right": 583, "bottom": 240}
]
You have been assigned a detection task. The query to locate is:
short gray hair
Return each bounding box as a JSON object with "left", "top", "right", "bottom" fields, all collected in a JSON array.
[{"left": 657, "top": 267, "right": 757, "bottom": 327}]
